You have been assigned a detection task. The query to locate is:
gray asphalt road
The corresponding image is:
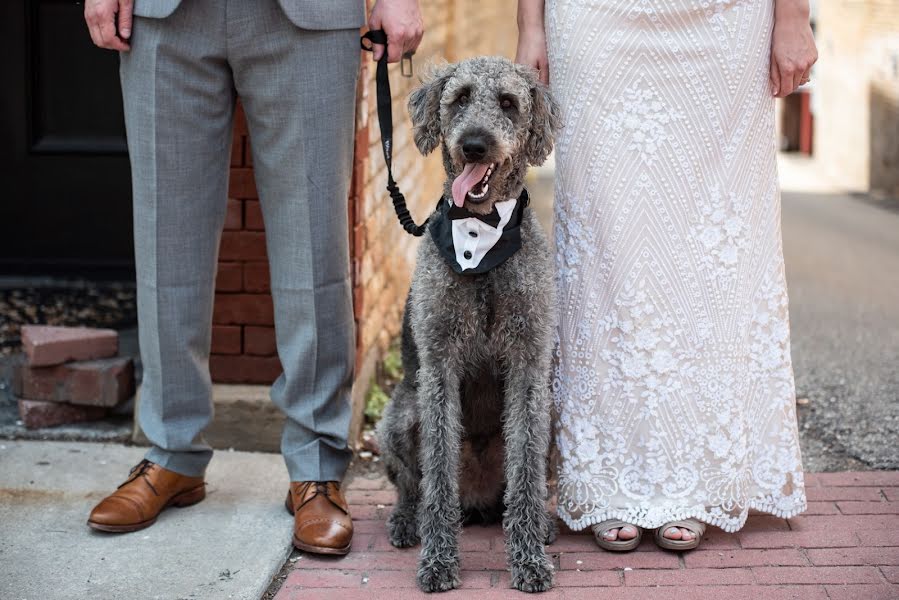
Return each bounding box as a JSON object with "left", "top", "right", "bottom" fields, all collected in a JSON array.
[{"left": 783, "top": 191, "right": 899, "bottom": 471}]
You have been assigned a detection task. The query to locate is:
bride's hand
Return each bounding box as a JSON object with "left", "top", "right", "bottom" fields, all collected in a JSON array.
[
  {"left": 769, "top": 3, "right": 817, "bottom": 97},
  {"left": 516, "top": 25, "right": 550, "bottom": 85}
]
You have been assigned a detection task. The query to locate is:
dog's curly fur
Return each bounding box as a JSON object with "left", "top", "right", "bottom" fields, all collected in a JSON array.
[{"left": 376, "top": 56, "right": 562, "bottom": 593}]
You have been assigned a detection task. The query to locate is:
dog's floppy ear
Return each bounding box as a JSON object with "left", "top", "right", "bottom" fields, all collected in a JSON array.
[
  {"left": 523, "top": 71, "right": 562, "bottom": 166},
  {"left": 408, "top": 63, "right": 456, "bottom": 155}
]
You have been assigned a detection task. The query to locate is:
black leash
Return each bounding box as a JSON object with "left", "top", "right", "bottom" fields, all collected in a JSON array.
[{"left": 361, "top": 30, "right": 428, "bottom": 237}]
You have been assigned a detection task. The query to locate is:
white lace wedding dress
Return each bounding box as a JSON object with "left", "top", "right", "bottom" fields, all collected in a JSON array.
[{"left": 546, "top": 0, "right": 807, "bottom": 532}]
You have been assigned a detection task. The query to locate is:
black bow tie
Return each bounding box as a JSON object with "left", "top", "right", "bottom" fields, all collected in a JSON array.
[{"left": 446, "top": 203, "right": 502, "bottom": 227}]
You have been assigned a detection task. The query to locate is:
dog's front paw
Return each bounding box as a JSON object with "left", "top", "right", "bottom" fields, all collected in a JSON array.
[
  {"left": 387, "top": 511, "right": 420, "bottom": 548},
  {"left": 511, "top": 556, "right": 555, "bottom": 593},
  {"left": 417, "top": 560, "right": 460, "bottom": 593}
]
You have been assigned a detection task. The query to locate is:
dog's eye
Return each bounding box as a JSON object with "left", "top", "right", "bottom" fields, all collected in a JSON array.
[
  {"left": 458, "top": 94, "right": 469, "bottom": 107},
  {"left": 499, "top": 96, "right": 518, "bottom": 112}
]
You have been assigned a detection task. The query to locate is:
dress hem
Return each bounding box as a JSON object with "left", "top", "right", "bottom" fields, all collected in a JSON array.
[{"left": 557, "top": 496, "right": 808, "bottom": 534}]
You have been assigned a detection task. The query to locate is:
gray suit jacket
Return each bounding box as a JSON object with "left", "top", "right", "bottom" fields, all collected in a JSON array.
[{"left": 133, "top": 0, "right": 365, "bottom": 30}]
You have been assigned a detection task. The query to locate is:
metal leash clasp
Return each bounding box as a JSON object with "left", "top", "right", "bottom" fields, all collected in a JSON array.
[{"left": 401, "top": 52, "right": 414, "bottom": 78}]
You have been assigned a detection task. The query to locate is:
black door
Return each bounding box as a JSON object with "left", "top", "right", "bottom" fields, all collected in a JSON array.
[{"left": 0, "top": 0, "right": 134, "bottom": 276}]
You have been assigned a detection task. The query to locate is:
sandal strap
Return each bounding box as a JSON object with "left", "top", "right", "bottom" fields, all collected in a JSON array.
[
  {"left": 593, "top": 519, "right": 637, "bottom": 535},
  {"left": 593, "top": 519, "right": 642, "bottom": 551},
  {"left": 661, "top": 519, "right": 706, "bottom": 536}
]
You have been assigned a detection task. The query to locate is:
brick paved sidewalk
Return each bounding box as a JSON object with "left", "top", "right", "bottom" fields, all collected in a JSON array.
[{"left": 272, "top": 470, "right": 899, "bottom": 599}]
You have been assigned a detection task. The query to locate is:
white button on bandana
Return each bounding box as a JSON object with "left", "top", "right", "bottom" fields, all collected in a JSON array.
[{"left": 451, "top": 198, "right": 517, "bottom": 271}]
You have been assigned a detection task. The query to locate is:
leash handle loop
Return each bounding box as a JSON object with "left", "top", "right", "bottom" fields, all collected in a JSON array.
[{"left": 361, "top": 30, "right": 428, "bottom": 237}]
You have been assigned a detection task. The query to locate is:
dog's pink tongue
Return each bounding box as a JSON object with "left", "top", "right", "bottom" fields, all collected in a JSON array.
[{"left": 451, "top": 163, "right": 489, "bottom": 207}]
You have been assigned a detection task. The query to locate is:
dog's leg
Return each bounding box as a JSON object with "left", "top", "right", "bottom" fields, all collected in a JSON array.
[
  {"left": 378, "top": 382, "right": 422, "bottom": 548},
  {"left": 415, "top": 364, "right": 463, "bottom": 593},
  {"left": 385, "top": 449, "right": 422, "bottom": 548},
  {"left": 502, "top": 362, "right": 554, "bottom": 593},
  {"left": 544, "top": 510, "right": 559, "bottom": 545},
  {"left": 388, "top": 489, "right": 422, "bottom": 548}
]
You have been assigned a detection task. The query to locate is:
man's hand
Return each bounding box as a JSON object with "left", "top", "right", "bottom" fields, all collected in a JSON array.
[
  {"left": 368, "top": 0, "right": 424, "bottom": 63},
  {"left": 85, "top": 0, "right": 132, "bottom": 51}
]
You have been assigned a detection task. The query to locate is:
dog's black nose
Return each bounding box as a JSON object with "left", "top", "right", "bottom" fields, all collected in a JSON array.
[{"left": 462, "top": 138, "right": 488, "bottom": 162}]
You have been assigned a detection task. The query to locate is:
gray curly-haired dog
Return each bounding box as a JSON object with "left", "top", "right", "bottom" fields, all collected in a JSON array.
[{"left": 376, "top": 56, "right": 561, "bottom": 593}]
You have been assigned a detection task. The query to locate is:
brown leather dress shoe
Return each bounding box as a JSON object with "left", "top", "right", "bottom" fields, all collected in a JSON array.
[
  {"left": 285, "top": 481, "right": 353, "bottom": 555},
  {"left": 87, "top": 460, "right": 206, "bottom": 533}
]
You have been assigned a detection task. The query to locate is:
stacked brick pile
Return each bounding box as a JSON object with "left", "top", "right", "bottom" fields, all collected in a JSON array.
[{"left": 14, "top": 325, "right": 135, "bottom": 429}]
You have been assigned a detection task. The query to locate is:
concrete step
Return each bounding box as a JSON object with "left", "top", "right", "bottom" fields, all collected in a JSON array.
[
  {"left": 133, "top": 383, "right": 285, "bottom": 453},
  {"left": 0, "top": 440, "right": 292, "bottom": 600}
]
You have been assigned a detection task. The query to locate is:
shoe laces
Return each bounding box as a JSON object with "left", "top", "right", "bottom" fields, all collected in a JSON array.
[
  {"left": 301, "top": 481, "right": 335, "bottom": 500},
  {"left": 119, "top": 459, "right": 160, "bottom": 496},
  {"left": 293, "top": 481, "right": 344, "bottom": 513}
]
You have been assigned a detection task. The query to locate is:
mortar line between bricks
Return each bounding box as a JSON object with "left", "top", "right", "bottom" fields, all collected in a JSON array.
[
  {"left": 753, "top": 580, "right": 860, "bottom": 587},
  {"left": 797, "top": 544, "right": 810, "bottom": 567}
]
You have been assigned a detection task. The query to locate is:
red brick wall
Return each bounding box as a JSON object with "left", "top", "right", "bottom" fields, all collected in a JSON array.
[{"left": 210, "top": 102, "right": 282, "bottom": 384}]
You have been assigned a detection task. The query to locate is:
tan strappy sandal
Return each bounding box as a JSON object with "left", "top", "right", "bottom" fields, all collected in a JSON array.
[
  {"left": 654, "top": 519, "right": 706, "bottom": 551},
  {"left": 592, "top": 519, "right": 642, "bottom": 552}
]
